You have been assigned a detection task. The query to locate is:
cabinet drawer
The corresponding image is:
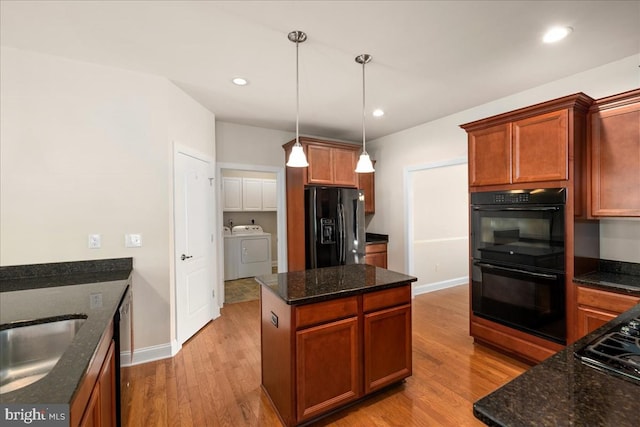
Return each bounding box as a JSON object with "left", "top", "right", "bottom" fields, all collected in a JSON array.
[
  {"left": 363, "top": 285, "right": 411, "bottom": 313},
  {"left": 576, "top": 286, "right": 640, "bottom": 313},
  {"left": 295, "top": 296, "right": 359, "bottom": 329},
  {"left": 365, "top": 243, "right": 387, "bottom": 254}
]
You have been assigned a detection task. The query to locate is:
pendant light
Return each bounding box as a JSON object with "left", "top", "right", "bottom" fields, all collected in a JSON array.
[
  {"left": 286, "top": 30, "right": 309, "bottom": 167},
  {"left": 354, "top": 54, "right": 375, "bottom": 173}
]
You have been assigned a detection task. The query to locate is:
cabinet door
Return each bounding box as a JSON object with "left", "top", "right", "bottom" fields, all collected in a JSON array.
[
  {"left": 576, "top": 306, "right": 618, "bottom": 338},
  {"left": 307, "top": 145, "right": 334, "bottom": 184},
  {"left": 365, "top": 243, "right": 387, "bottom": 268},
  {"left": 242, "top": 178, "right": 263, "bottom": 211},
  {"left": 358, "top": 171, "right": 375, "bottom": 214},
  {"left": 262, "top": 179, "right": 277, "bottom": 211},
  {"left": 364, "top": 304, "right": 411, "bottom": 394},
  {"left": 79, "top": 387, "right": 100, "bottom": 427},
  {"left": 575, "top": 286, "right": 640, "bottom": 339},
  {"left": 591, "top": 102, "right": 640, "bottom": 216},
  {"left": 296, "top": 317, "right": 360, "bottom": 422},
  {"left": 468, "top": 123, "right": 511, "bottom": 186},
  {"left": 333, "top": 148, "right": 358, "bottom": 187},
  {"left": 222, "top": 177, "right": 243, "bottom": 211},
  {"left": 512, "top": 110, "right": 568, "bottom": 183},
  {"left": 99, "top": 342, "right": 116, "bottom": 427}
]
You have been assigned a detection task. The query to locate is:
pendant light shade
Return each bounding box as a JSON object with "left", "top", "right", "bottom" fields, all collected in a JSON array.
[
  {"left": 286, "top": 30, "right": 309, "bottom": 168},
  {"left": 354, "top": 54, "right": 375, "bottom": 173}
]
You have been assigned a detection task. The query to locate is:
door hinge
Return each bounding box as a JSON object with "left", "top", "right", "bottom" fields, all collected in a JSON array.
[
  {"left": 208, "top": 177, "right": 214, "bottom": 186},
  {"left": 212, "top": 289, "right": 215, "bottom": 299}
]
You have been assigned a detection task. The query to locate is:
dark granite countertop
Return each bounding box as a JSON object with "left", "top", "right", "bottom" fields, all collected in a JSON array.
[
  {"left": 474, "top": 304, "right": 640, "bottom": 427},
  {"left": 255, "top": 264, "right": 416, "bottom": 305},
  {"left": 0, "top": 259, "right": 131, "bottom": 405},
  {"left": 573, "top": 259, "right": 640, "bottom": 296},
  {"left": 365, "top": 232, "right": 389, "bottom": 244}
]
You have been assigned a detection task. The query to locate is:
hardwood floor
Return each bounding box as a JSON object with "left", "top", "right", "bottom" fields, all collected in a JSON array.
[{"left": 124, "top": 285, "right": 529, "bottom": 426}]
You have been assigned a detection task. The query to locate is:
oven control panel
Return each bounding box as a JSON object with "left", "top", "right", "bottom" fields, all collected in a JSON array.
[{"left": 494, "top": 193, "right": 530, "bottom": 203}]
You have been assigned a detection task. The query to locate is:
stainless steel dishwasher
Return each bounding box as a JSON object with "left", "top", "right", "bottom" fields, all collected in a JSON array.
[{"left": 115, "top": 285, "right": 132, "bottom": 426}]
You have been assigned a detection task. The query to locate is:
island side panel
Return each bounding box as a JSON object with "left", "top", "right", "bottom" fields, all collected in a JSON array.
[{"left": 260, "top": 287, "right": 295, "bottom": 426}]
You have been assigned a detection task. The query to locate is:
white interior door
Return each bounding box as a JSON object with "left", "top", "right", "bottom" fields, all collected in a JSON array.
[{"left": 175, "top": 150, "right": 219, "bottom": 345}]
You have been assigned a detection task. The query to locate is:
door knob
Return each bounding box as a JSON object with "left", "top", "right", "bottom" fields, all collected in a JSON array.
[{"left": 181, "top": 254, "right": 193, "bottom": 261}]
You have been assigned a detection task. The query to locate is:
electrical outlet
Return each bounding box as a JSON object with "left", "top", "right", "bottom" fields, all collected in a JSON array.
[
  {"left": 88, "top": 234, "right": 101, "bottom": 249},
  {"left": 125, "top": 234, "right": 142, "bottom": 248}
]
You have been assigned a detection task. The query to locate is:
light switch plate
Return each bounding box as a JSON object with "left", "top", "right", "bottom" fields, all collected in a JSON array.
[
  {"left": 88, "top": 234, "right": 101, "bottom": 249},
  {"left": 125, "top": 234, "right": 142, "bottom": 248}
]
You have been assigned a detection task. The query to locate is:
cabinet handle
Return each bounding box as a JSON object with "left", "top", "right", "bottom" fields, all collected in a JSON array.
[{"left": 181, "top": 254, "right": 193, "bottom": 261}]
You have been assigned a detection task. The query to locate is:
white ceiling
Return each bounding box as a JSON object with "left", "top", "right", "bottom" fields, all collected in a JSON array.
[{"left": 1, "top": 1, "right": 639, "bottom": 142}]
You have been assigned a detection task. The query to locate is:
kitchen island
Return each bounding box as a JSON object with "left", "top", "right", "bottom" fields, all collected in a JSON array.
[{"left": 256, "top": 264, "right": 417, "bottom": 427}]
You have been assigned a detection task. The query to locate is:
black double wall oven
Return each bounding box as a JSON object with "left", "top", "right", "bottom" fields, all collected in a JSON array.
[{"left": 471, "top": 188, "right": 567, "bottom": 344}]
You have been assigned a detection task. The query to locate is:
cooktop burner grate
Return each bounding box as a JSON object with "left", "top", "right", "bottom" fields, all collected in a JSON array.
[{"left": 575, "top": 317, "right": 640, "bottom": 383}]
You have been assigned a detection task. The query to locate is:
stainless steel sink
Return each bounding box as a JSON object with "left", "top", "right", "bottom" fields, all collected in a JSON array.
[{"left": 0, "top": 314, "right": 87, "bottom": 394}]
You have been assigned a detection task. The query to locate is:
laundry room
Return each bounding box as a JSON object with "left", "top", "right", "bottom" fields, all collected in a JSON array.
[{"left": 222, "top": 169, "right": 278, "bottom": 302}]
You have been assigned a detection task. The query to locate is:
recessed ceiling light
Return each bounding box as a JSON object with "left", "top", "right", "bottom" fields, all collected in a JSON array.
[
  {"left": 543, "top": 26, "right": 573, "bottom": 43},
  {"left": 232, "top": 77, "right": 248, "bottom": 86},
  {"left": 372, "top": 109, "right": 385, "bottom": 118}
]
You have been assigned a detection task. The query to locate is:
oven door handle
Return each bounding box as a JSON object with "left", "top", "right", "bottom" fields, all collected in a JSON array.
[
  {"left": 472, "top": 206, "right": 560, "bottom": 212},
  {"left": 474, "top": 262, "right": 558, "bottom": 280}
]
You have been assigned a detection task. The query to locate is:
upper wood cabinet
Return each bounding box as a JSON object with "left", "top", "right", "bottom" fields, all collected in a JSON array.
[
  {"left": 358, "top": 162, "right": 375, "bottom": 215},
  {"left": 306, "top": 143, "right": 358, "bottom": 187},
  {"left": 462, "top": 93, "right": 593, "bottom": 188},
  {"left": 589, "top": 88, "right": 640, "bottom": 217}
]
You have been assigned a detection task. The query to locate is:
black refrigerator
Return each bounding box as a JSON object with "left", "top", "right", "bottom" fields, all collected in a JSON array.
[{"left": 305, "top": 186, "right": 366, "bottom": 269}]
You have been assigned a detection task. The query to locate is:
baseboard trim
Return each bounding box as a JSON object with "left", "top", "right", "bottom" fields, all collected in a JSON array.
[
  {"left": 127, "top": 342, "right": 174, "bottom": 366},
  {"left": 412, "top": 276, "right": 468, "bottom": 297}
]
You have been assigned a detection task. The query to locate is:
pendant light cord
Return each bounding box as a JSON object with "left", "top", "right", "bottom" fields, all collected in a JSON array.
[
  {"left": 296, "top": 38, "right": 300, "bottom": 145},
  {"left": 361, "top": 58, "right": 366, "bottom": 154}
]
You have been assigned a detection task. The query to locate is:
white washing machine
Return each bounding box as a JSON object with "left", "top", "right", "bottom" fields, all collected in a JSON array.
[{"left": 224, "top": 225, "right": 272, "bottom": 281}]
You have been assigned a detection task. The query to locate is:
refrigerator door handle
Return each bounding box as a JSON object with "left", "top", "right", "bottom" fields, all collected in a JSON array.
[{"left": 337, "top": 203, "right": 345, "bottom": 264}]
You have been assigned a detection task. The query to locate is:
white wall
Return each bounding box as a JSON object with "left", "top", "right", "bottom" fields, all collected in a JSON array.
[
  {"left": 216, "top": 121, "right": 293, "bottom": 166},
  {"left": 368, "top": 54, "right": 640, "bottom": 272},
  {"left": 0, "top": 47, "right": 215, "bottom": 357}
]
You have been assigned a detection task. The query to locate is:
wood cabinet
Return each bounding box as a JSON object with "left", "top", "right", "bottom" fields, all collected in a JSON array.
[
  {"left": 589, "top": 88, "right": 640, "bottom": 217},
  {"left": 365, "top": 242, "right": 387, "bottom": 268},
  {"left": 71, "top": 322, "right": 116, "bottom": 427},
  {"left": 296, "top": 316, "right": 360, "bottom": 421},
  {"left": 80, "top": 341, "right": 116, "bottom": 427},
  {"left": 575, "top": 285, "right": 640, "bottom": 339},
  {"left": 284, "top": 137, "right": 374, "bottom": 271},
  {"left": 462, "top": 93, "right": 592, "bottom": 188},
  {"left": 306, "top": 144, "right": 358, "bottom": 187},
  {"left": 261, "top": 284, "right": 411, "bottom": 426},
  {"left": 461, "top": 93, "right": 595, "bottom": 362},
  {"left": 358, "top": 166, "right": 375, "bottom": 215},
  {"left": 363, "top": 286, "right": 412, "bottom": 394}
]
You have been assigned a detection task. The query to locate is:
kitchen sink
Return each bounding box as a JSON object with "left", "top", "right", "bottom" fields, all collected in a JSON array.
[{"left": 0, "top": 314, "right": 87, "bottom": 394}]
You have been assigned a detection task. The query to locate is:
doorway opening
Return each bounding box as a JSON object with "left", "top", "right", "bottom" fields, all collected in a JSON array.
[{"left": 216, "top": 163, "right": 287, "bottom": 304}]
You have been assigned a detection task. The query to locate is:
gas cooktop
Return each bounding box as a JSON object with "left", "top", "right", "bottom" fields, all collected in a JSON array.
[{"left": 575, "top": 317, "right": 640, "bottom": 383}]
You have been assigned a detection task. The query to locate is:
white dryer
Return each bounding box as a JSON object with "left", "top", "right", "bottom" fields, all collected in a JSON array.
[{"left": 224, "top": 225, "right": 272, "bottom": 281}]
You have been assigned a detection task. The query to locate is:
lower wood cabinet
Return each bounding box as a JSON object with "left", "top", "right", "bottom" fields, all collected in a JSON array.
[
  {"left": 364, "top": 304, "right": 411, "bottom": 394},
  {"left": 261, "top": 284, "right": 412, "bottom": 426},
  {"left": 296, "top": 317, "right": 360, "bottom": 421},
  {"left": 365, "top": 243, "right": 387, "bottom": 268},
  {"left": 575, "top": 285, "right": 640, "bottom": 339},
  {"left": 71, "top": 321, "right": 116, "bottom": 427},
  {"left": 80, "top": 341, "right": 116, "bottom": 427}
]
